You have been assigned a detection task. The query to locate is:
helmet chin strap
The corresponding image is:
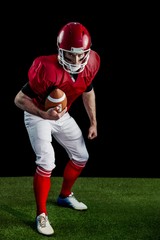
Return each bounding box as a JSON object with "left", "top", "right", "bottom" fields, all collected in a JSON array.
[
  {"left": 68, "top": 65, "right": 81, "bottom": 73},
  {"left": 63, "top": 64, "right": 84, "bottom": 74}
]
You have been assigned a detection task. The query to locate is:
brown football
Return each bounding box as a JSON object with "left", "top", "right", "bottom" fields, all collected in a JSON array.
[{"left": 45, "top": 88, "right": 67, "bottom": 112}]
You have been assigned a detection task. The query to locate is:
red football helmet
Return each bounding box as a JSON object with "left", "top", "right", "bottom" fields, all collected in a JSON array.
[{"left": 57, "top": 22, "right": 91, "bottom": 74}]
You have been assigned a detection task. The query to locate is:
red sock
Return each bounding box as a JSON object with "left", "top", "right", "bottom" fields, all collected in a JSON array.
[
  {"left": 60, "top": 160, "right": 84, "bottom": 197},
  {"left": 33, "top": 166, "right": 52, "bottom": 216}
]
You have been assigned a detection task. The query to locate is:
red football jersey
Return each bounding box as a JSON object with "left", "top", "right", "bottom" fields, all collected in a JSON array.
[{"left": 28, "top": 50, "right": 100, "bottom": 111}]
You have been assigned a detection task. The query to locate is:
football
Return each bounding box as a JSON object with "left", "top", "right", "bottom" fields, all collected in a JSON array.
[{"left": 44, "top": 88, "right": 67, "bottom": 112}]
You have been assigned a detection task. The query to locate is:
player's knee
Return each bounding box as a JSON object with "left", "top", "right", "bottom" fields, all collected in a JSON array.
[
  {"left": 35, "top": 157, "right": 56, "bottom": 171},
  {"left": 75, "top": 149, "right": 89, "bottom": 163},
  {"left": 82, "top": 149, "right": 89, "bottom": 161}
]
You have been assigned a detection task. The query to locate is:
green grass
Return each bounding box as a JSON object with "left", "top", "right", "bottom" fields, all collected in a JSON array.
[{"left": 0, "top": 177, "right": 160, "bottom": 240}]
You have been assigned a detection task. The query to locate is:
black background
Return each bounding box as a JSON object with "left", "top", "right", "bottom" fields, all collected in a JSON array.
[{"left": 1, "top": 4, "right": 158, "bottom": 177}]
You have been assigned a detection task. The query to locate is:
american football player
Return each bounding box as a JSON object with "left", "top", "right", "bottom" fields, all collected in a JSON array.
[{"left": 14, "top": 21, "right": 100, "bottom": 236}]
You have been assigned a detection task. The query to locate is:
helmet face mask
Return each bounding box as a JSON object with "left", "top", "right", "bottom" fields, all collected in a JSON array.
[
  {"left": 57, "top": 22, "right": 91, "bottom": 74},
  {"left": 58, "top": 48, "right": 90, "bottom": 74}
]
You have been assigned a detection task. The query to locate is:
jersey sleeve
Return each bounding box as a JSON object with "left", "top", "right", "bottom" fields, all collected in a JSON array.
[
  {"left": 28, "top": 56, "right": 58, "bottom": 96},
  {"left": 85, "top": 83, "right": 93, "bottom": 92},
  {"left": 27, "top": 57, "right": 47, "bottom": 95},
  {"left": 21, "top": 82, "right": 38, "bottom": 98}
]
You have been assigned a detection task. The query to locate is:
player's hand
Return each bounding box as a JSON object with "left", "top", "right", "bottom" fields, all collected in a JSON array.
[
  {"left": 88, "top": 125, "right": 97, "bottom": 140},
  {"left": 45, "top": 106, "right": 67, "bottom": 120}
]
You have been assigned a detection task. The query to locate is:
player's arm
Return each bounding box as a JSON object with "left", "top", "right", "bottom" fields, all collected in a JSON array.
[
  {"left": 14, "top": 83, "right": 66, "bottom": 120},
  {"left": 82, "top": 86, "right": 97, "bottom": 139}
]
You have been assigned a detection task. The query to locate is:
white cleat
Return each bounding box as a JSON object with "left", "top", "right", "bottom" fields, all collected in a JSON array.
[
  {"left": 57, "top": 192, "right": 88, "bottom": 210},
  {"left": 36, "top": 213, "right": 54, "bottom": 236}
]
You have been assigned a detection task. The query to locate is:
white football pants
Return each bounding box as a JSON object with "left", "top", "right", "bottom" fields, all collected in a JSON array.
[{"left": 24, "top": 111, "right": 89, "bottom": 171}]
